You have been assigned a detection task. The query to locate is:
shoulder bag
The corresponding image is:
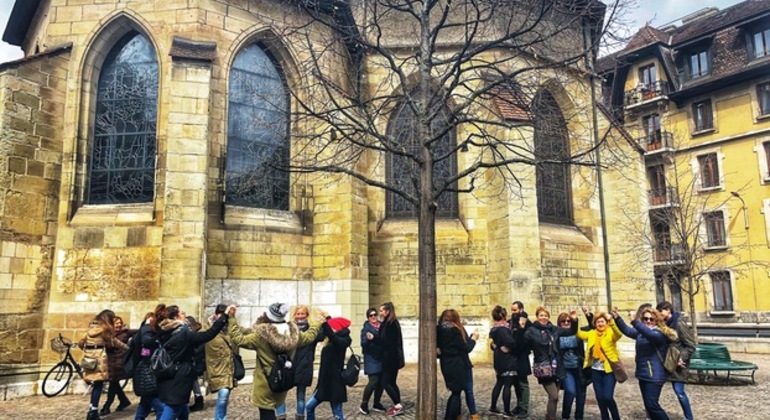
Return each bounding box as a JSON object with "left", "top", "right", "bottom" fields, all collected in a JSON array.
[
  {"left": 341, "top": 346, "right": 361, "bottom": 386},
  {"left": 600, "top": 346, "right": 628, "bottom": 383}
]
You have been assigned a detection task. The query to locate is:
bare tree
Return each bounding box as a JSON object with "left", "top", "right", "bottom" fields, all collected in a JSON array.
[{"left": 230, "top": 1, "right": 632, "bottom": 416}]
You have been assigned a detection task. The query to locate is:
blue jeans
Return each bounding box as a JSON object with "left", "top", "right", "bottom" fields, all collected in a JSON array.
[
  {"left": 276, "top": 386, "right": 307, "bottom": 416},
  {"left": 159, "top": 403, "right": 189, "bottom": 420},
  {"left": 305, "top": 391, "right": 343, "bottom": 420},
  {"left": 639, "top": 380, "right": 669, "bottom": 420},
  {"left": 464, "top": 366, "right": 477, "bottom": 414},
  {"left": 671, "top": 381, "right": 693, "bottom": 420},
  {"left": 134, "top": 396, "right": 165, "bottom": 420},
  {"left": 89, "top": 381, "right": 104, "bottom": 409},
  {"left": 214, "top": 388, "right": 231, "bottom": 420},
  {"left": 562, "top": 367, "right": 586, "bottom": 420},
  {"left": 591, "top": 369, "right": 620, "bottom": 420}
]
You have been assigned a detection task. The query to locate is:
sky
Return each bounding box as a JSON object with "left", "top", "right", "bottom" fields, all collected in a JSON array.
[{"left": 0, "top": 0, "right": 752, "bottom": 64}]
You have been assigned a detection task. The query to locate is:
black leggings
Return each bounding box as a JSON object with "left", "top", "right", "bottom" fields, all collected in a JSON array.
[
  {"left": 491, "top": 375, "right": 516, "bottom": 412},
  {"left": 445, "top": 390, "right": 462, "bottom": 420},
  {"left": 362, "top": 373, "right": 384, "bottom": 406},
  {"left": 381, "top": 367, "right": 401, "bottom": 405},
  {"left": 103, "top": 379, "right": 130, "bottom": 409}
]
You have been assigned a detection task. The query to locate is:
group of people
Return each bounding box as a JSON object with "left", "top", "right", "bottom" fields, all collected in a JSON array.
[
  {"left": 77, "top": 301, "right": 407, "bottom": 420},
  {"left": 437, "top": 300, "right": 696, "bottom": 420}
]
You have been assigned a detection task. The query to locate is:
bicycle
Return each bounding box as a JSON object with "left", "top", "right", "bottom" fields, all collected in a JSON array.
[
  {"left": 42, "top": 334, "right": 130, "bottom": 398},
  {"left": 42, "top": 334, "right": 84, "bottom": 397}
]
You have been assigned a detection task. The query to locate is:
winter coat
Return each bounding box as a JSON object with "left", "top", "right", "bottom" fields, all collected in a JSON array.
[
  {"left": 204, "top": 315, "right": 238, "bottom": 393},
  {"left": 665, "top": 312, "right": 697, "bottom": 382},
  {"left": 509, "top": 312, "right": 533, "bottom": 376},
  {"left": 436, "top": 322, "right": 476, "bottom": 392},
  {"left": 133, "top": 323, "right": 158, "bottom": 397},
  {"left": 293, "top": 320, "right": 321, "bottom": 387},
  {"left": 106, "top": 327, "right": 135, "bottom": 382},
  {"left": 616, "top": 316, "right": 677, "bottom": 383},
  {"left": 361, "top": 321, "right": 384, "bottom": 375},
  {"left": 575, "top": 318, "right": 623, "bottom": 373},
  {"left": 155, "top": 315, "right": 228, "bottom": 405},
  {"left": 314, "top": 322, "right": 352, "bottom": 404},
  {"left": 489, "top": 325, "right": 517, "bottom": 374},
  {"left": 78, "top": 321, "right": 128, "bottom": 383},
  {"left": 379, "top": 318, "right": 405, "bottom": 372},
  {"left": 228, "top": 315, "right": 320, "bottom": 410},
  {"left": 523, "top": 321, "right": 576, "bottom": 383}
]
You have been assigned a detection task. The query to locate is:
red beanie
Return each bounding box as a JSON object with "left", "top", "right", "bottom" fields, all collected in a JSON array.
[{"left": 327, "top": 317, "right": 351, "bottom": 331}]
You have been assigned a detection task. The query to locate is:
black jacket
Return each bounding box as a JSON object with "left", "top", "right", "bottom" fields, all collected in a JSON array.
[
  {"left": 361, "top": 321, "right": 384, "bottom": 375},
  {"left": 133, "top": 323, "right": 158, "bottom": 397},
  {"left": 489, "top": 325, "right": 517, "bottom": 374},
  {"left": 523, "top": 321, "right": 576, "bottom": 382},
  {"left": 155, "top": 316, "right": 227, "bottom": 405},
  {"left": 314, "top": 322, "right": 352, "bottom": 404},
  {"left": 379, "top": 318, "right": 404, "bottom": 371},
  {"left": 293, "top": 321, "right": 321, "bottom": 387},
  {"left": 437, "top": 322, "right": 476, "bottom": 392},
  {"left": 509, "top": 312, "right": 532, "bottom": 376}
]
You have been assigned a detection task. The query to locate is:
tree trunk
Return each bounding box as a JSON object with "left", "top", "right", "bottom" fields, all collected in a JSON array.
[{"left": 687, "top": 273, "right": 699, "bottom": 341}]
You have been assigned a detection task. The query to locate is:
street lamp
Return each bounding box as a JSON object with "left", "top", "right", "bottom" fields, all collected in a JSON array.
[{"left": 730, "top": 191, "right": 748, "bottom": 230}]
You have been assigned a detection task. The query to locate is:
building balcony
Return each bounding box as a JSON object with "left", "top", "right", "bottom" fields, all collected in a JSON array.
[
  {"left": 648, "top": 187, "right": 680, "bottom": 208},
  {"left": 640, "top": 131, "right": 674, "bottom": 154},
  {"left": 624, "top": 81, "right": 670, "bottom": 110},
  {"left": 653, "top": 243, "right": 685, "bottom": 264}
]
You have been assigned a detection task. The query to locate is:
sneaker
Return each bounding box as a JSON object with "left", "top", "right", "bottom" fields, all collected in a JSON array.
[
  {"left": 116, "top": 401, "right": 131, "bottom": 412},
  {"left": 99, "top": 407, "right": 110, "bottom": 416},
  {"left": 503, "top": 412, "right": 515, "bottom": 419},
  {"left": 359, "top": 404, "right": 370, "bottom": 415},
  {"left": 516, "top": 409, "right": 529, "bottom": 419},
  {"left": 489, "top": 407, "right": 502, "bottom": 415},
  {"left": 387, "top": 405, "right": 405, "bottom": 416},
  {"left": 372, "top": 403, "right": 387, "bottom": 412}
]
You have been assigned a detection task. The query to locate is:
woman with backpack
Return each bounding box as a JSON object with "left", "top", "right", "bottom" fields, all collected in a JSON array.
[
  {"left": 152, "top": 304, "right": 228, "bottom": 420},
  {"left": 305, "top": 317, "right": 352, "bottom": 420},
  {"left": 133, "top": 310, "right": 166, "bottom": 420},
  {"left": 101, "top": 315, "right": 134, "bottom": 415},
  {"left": 227, "top": 303, "right": 323, "bottom": 420}
]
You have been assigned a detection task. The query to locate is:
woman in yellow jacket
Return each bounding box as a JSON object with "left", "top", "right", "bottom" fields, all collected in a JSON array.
[{"left": 576, "top": 311, "right": 623, "bottom": 420}]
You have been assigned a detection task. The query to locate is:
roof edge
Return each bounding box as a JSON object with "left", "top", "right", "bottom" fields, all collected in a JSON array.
[{"left": 2, "top": 0, "right": 42, "bottom": 46}]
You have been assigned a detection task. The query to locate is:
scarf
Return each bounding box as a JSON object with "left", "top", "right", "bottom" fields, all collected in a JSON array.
[{"left": 592, "top": 330, "right": 606, "bottom": 362}]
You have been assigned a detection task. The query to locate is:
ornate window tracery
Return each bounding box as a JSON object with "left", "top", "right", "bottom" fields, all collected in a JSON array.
[{"left": 532, "top": 90, "right": 572, "bottom": 225}]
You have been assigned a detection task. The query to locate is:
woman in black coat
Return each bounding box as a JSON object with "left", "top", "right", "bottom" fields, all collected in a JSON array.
[
  {"left": 134, "top": 310, "right": 166, "bottom": 420},
  {"left": 359, "top": 307, "right": 386, "bottom": 414},
  {"left": 152, "top": 304, "right": 227, "bottom": 419},
  {"left": 488, "top": 305, "right": 518, "bottom": 417},
  {"left": 437, "top": 309, "right": 478, "bottom": 420},
  {"left": 378, "top": 301, "right": 405, "bottom": 416},
  {"left": 275, "top": 305, "right": 321, "bottom": 420},
  {"left": 305, "top": 317, "right": 352, "bottom": 420}
]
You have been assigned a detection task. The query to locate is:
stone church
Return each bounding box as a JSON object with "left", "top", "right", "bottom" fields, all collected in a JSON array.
[{"left": 0, "top": 0, "right": 651, "bottom": 394}]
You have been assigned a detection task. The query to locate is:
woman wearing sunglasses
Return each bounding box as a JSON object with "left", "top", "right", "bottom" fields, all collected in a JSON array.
[
  {"left": 359, "top": 308, "right": 387, "bottom": 414},
  {"left": 615, "top": 304, "right": 678, "bottom": 420}
]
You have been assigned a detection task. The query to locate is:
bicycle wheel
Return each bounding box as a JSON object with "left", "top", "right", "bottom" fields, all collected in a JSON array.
[{"left": 42, "top": 362, "right": 73, "bottom": 397}]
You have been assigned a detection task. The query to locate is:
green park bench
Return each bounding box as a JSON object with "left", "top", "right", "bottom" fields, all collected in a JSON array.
[{"left": 689, "top": 343, "right": 758, "bottom": 385}]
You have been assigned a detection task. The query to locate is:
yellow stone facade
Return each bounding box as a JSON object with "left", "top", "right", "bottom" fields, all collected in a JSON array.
[{"left": 0, "top": 0, "right": 652, "bottom": 393}]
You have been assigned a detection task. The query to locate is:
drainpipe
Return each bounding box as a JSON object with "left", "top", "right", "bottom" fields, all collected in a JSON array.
[{"left": 584, "top": 18, "right": 613, "bottom": 309}]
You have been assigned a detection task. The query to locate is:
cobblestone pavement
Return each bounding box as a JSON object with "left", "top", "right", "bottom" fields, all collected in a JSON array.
[{"left": 2, "top": 352, "right": 767, "bottom": 419}]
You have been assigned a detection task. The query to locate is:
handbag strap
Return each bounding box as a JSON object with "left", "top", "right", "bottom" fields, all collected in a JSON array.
[{"left": 599, "top": 344, "right": 615, "bottom": 363}]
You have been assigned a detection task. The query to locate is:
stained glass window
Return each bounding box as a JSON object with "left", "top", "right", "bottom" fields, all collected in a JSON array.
[
  {"left": 386, "top": 93, "right": 457, "bottom": 218},
  {"left": 533, "top": 90, "right": 572, "bottom": 225},
  {"left": 226, "top": 44, "right": 289, "bottom": 209},
  {"left": 87, "top": 32, "right": 158, "bottom": 204}
]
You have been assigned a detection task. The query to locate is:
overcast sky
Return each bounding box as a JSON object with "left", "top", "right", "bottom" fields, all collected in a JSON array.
[{"left": 0, "top": 0, "right": 751, "bottom": 64}]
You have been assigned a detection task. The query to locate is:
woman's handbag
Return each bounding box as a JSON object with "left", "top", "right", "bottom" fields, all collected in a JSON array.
[
  {"left": 133, "top": 358, "right": 158, "bottom": 397},
  {"left": 80, "top": 356, "right": 98, "bottom": 370},
  {"left": 601, "top": 347, "right": 628, "bottom": 383},
  {"left": 532, "top": 359, "right": 557, "bottom": 379},
  {"left": 664, "top": 345, "right": 681, "bottom": 373},
  {"left": 342, "top": 346, "right": 361, "bottom": 386},
  {"left": 233, "top": 353, "right": 246, "bottom": 380}
]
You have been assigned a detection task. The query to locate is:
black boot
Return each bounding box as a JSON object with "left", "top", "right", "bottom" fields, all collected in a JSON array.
[
  {"left": 87, "top": 409, "right": 101, "bottom": 420},
  {"left": 189, "top": 395, "right": 204, "bottom": 412}
]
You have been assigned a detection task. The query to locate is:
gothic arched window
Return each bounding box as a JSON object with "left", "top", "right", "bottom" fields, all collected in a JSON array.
[
  {"left": 386, "top": 94, "right": 458, "bottom": 218},
  {"left": 87, "top": 32, "right": 158, "bottom": 204},
  {"left": 226, "top": 44, "right": 289, "bottom": 210},
  {"left": 533, "top": 90, "right": 573, "bottom": 225}
]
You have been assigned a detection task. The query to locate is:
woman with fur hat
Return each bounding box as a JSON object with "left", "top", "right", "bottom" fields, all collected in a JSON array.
[
  {"left": 227, "top": 303, "right": 323, "bottom": 420},
  {"left": 305, "top": 316, "right": 353, "bottom": 420}
]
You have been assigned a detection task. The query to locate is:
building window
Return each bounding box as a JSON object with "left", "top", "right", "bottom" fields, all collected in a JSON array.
[
  {"left": 758, "top": 82, "right": 770, "bottom": 116},
  {"left": 689, "top": 50, "right": 709, "bottom": 79},
  {"left": 639, "top": 64, "right": 656, "bottom": 89},
  {"left": 226, "top": 44, "right": 289, "bottom": 210},
  {"left": 710, "top": 271, "right": 733, "bottom": 311},
  {"left": 703, "top": 210, "right": 726, "bottom": 248},
  {"left": 764, "top": 142, "right": 770, "bottom": 179},
  {"left": 87, "top": 32, "right": 158, "bottom": 204},
  {"left": 698, "top": 152, "right": 720, "bottom": 189},
  {"left": 532, "top": 90, "right": 572, "bottom": 225},
  {"left": 386, "top": 89, "right": 457, "bottom": 218},
  {"left": 692, "top": 99, "right": 713, "bottom": 131},
  {"left": 643, "top": 113, "right": 662, "bottom": 147},
  {"left": 751, "top": 26, "right": 770, "bottom": 59}
]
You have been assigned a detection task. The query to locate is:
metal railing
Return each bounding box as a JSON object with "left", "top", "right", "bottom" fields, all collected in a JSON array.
[
  {"left": 653, "top": 242, "right": 685, "bottom": 263},
  {"left": 625, "top": 81, "right": 671, "bottom": 106},
  {"left": 648, "top": 186, "right": 680, "bottom": 207},
  {"left": 640, "top": 131, "right": 674, "bottom": 152}
]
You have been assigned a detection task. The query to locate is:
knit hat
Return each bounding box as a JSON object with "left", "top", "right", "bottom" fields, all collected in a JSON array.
[
  {"left": 268, "top": 302, "right": 289, "bottom": 323},
  {"left": 327, "top": 317, "right": 351, "bottom": 331}
]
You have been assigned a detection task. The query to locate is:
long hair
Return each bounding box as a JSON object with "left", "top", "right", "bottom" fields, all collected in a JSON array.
[
  {"left": 440, "top": 308, "right": 468, "bottom": 342},
  {"left": 152, "top": 304, "right": 179, "bottom": 331},
  {"left": 635, "top": 303, "right": 653, "bottom": 321},
  {"left": 381, "top": 301, "right": 396, "bottom": 323},
  {"left": 95, "top": 309, "right": 117, "bottom": 341}
]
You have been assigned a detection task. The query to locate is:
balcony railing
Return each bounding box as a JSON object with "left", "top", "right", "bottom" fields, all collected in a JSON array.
[
  {"left": 640, "top": 131, "right": 674, "bottom": 153},
  {"left": 653, "top": 243, "right": 685, "bottom": 263},
  {"left": 624, "top": 81, "right": 671, "bottom": 107},
  {"left": 648, "top": 186, "right": 680, "bottom": 207}
]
